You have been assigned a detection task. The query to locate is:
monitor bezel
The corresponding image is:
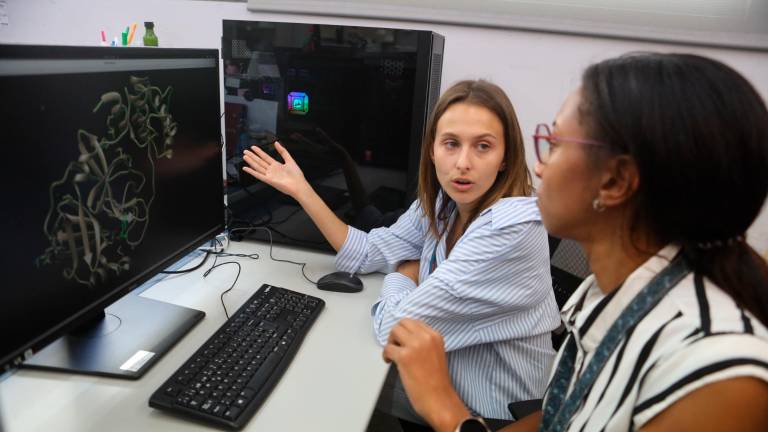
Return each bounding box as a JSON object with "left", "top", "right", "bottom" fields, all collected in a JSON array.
[{"left": 0, "top": 44, "right": 226, "bottom": 373}]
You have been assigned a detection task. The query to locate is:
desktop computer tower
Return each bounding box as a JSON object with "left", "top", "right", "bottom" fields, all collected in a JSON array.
[{"left": 222, "top": 20, "right": 444, "bottom": 251}]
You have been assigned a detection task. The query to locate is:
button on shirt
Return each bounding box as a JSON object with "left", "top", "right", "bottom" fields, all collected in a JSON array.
[
  {"left": 336, "top": 196, "right": 561, "bottom": 419},
  {"left": 546, "top": 244, "right": 768, "bottom": 431}
]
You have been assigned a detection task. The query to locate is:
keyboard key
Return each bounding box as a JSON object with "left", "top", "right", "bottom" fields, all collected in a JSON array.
[
  {"left": 240, "top": 388, "right": 255, "bottom": 400},
  {"left": 246, "top": 352, "right": 280, "bottom": 392},
  {"left": 211, "top": 404, "right": 226, "bottom": 417},
  {"left": 223, "top": 406, "right": 241, "bottom": 421},
  {"left": 201, "top": 400, "right": 214, "bottom": 413},
  {"left": 163, "top": 385, "right": 181, "bottom": 397}
]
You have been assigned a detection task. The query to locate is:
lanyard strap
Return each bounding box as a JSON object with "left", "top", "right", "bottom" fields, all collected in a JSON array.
[
  {"left": 429, "top": 240, "right": 439, "bottom": 275},
  {"left": 540, "top": 254, "right": 691, "bottom": 432},
  {"left": 429, "top": 204, "right": 456, "bottom": 275}
]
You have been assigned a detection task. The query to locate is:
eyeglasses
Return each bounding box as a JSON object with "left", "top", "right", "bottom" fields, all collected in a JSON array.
[{"left": 532, "top": 123, "right": 606, "bottom": 164}]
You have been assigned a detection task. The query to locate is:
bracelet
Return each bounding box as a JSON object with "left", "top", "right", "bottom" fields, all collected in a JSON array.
[{"left": 455, "top": 416, "right": 490, "bottom": 432}]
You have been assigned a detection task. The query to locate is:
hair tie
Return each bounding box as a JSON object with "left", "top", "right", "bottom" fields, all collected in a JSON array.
[{"left": 696, "top": 234, "right": 745, "bottom": 250}]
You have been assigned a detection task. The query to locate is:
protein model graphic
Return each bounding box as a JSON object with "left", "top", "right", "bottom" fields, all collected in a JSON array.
[{"left": 37, "top": 76, "right": 177, "bottom": 287}]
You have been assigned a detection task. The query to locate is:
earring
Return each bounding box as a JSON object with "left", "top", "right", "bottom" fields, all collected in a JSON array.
[{"left": 592, "top": 198, "right": 606, "bottom": 213}]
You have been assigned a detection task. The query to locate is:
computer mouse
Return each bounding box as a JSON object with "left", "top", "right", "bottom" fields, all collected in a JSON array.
[{"left": 316, "top": 271, "right": 363, "bottom": 293}]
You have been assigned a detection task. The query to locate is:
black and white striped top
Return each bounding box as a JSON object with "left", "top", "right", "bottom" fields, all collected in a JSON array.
[{"left": 545, "top": 244, "right": 768, "bottom": 431}]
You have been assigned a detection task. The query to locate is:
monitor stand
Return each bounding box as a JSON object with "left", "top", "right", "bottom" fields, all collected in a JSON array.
[{"left": 22, "top": 293, "right": 204, "bottom": 379}]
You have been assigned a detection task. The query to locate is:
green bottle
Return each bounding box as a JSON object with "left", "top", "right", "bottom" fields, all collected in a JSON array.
[{"left": 143, "top": 22, "right": 159, "bottom": 47}]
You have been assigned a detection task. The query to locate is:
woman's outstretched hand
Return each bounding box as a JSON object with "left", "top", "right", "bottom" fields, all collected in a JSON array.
[
  {"left": 242, "top": 141, "right": 308, "bottom": 198},
  {"left": 383, "top": 319, "right": 470, "bottom": 431},
  {"left": 242, "top": 140, "right": 349, "bottom": 251}
]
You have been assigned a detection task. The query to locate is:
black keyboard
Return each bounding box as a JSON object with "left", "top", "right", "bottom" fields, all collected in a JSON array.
[{"left": 149, "top": 284, "right": 324, "bottom": 429}]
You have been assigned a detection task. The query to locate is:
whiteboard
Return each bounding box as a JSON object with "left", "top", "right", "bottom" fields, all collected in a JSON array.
[{"left": 246, "top": 0, "right": 768, "bottom": 51}]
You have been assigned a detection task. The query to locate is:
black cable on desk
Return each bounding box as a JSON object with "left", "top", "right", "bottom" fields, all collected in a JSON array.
[
  {"left": 198, "top": 226, "right": 319, "bottom": 319},
  {"left": 211, "top": 251, "right": 261, "bottom": 260},
  {"left": 204, "top": 258, "right": 242, "bottom": 320},
  {"left": 159, "top": 250, "right": 212, "bottom": 274},
  {"left": 227, "top": 226, "right": 318, "bottom": 285}
]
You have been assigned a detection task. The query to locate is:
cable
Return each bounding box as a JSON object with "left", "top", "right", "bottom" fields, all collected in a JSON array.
[
  {"left": 220, "top": 111, "right": 226, "bottom": 155},
  {"left": 201, "top": 226, "right": 317, "bottom": 318},
  {"left": 203, "top": 259, "right": 242, "bottom": 320},
  {"left": 200, "top": 234, "right": 229, "bottom": 254},
  {"left": 160, "top": 250, "right": 211, "bottom": 274},
  {"left": 211, "top": 251, "right": 261, "bottom": 260},
  {"left": 227, "top": 226, "right": 318, "bottom": 285},
  {"left": 161, "top": 236, "right": 230, "bottom": 274},
  {"left": 225, "top": 202, "right": 328, "bottom": 248}
]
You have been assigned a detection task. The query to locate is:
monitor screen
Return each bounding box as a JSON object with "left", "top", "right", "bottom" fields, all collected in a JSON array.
[
  {"left": 0, "top": 45, "right": 225, "bottom": 375},
  {"left": 222, "top": 20, "right": 443, "bottom": 250}
]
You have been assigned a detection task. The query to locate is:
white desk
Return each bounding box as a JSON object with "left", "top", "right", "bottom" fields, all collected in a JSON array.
[{"left": 0, "top": 240, "right": 389, "bottom": 431}]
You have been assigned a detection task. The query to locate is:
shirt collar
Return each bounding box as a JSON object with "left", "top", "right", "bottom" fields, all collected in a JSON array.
[
  {"left": 479, "top": 196, "right": 542, "bottom": 230},
  {"left": 560, "top": 243, "right": 681, "bottom": 351}
]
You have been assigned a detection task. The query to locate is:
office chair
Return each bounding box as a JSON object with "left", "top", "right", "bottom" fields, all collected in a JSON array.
[
  {"left": 507, "top": 235, "right": 590, "bottom": 421},
  {"left": 549, "top": 235, "right": 590, "bottom": 325}
]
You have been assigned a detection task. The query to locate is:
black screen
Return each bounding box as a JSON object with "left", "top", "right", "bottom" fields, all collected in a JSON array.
[
  {"left": 0, "top": 46, "right": 224, "bottom": 372},
  {"left": 222, "top": 21, "right": 440, "bottom": 250}
]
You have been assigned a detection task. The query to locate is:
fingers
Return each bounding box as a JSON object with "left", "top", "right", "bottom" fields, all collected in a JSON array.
[
  {"left": 242, "top": 165, "right": 268, "bottom": 182},
  {"left": 386, "top": 319, "right": 441, "bottom": 349},
  {"left": 382, "top": 342, "right": 401, "bottom": 364},
  {"left": 383, "top": 323, "right": 403, "bottom": 364},
  {"left": 245, "top": 145, "right": 277, "bottom": 165},
  {"left": 398, "top": 318, "right": 429, "bottom": 333},
  {"left": 398, "top": 319, "right": 445, "bottom": 350},
  {"left": 387, "top": 318, "right": 430, "bottom": 343},
  {"left": 383, "top": 321, "right": 414, "bottom": 364},
  {"left": 242, "top": 152, "right": 269, "bottom": 174},
  {"left": 274, "top": 141, "right": 295, "bottom": 164},
  {"left": 388, "top": 320, "right": 411, "bottom": 344},
  {"left": 386, "top": 319, "right": 427, "bottom": 352}
]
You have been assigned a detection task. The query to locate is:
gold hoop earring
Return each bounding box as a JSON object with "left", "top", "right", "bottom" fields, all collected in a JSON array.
[{"left": 592, "top": 198, "right": 606, "bottom": 213}]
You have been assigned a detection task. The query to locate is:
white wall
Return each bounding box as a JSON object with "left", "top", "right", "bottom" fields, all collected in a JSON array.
[{"left": 3, "top": 0, "right": 768, "bottom": 252}]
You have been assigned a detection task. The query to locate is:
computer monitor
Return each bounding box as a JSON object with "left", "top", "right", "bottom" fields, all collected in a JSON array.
[
  {"left": 0, "top": 45, "right": 225, "bottom": 378},
  {"left": 222, "top": 20, "right": 444, "bottom": 251}
]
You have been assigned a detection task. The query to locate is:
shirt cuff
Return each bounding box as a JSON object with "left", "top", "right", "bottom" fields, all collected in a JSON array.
[
  {"left": 371, "top": 271, "right": 418, "bottom": 318},
  {"left": 380, "top": 271, "right": 418, "bottom": 299},
  {"left": 371, "top": 272, "right": 418, "bottom": 344},
  {"left": 335, "top": 226, "right": 367, "bottom": 273}
]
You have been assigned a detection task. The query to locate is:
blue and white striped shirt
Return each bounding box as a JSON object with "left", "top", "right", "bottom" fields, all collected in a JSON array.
[{"left": 336, "top": 196, "right": 561, "bottom": 419}]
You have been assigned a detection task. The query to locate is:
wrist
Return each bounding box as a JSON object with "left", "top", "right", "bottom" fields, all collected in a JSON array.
[
  {"left": 426, "top": 395, "right": 471, "bottom": 432},
  {"left": 293, "top": 181, "right": 316, "bottom": 204}
]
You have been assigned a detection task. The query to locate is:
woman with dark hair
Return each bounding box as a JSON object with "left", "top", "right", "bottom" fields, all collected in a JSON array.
[
  {"left": 242, "top": 80, "right": 560, "bottom": 422},
  {"left": 383, "top": 53, "right": 768, "bottom": 431}
]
